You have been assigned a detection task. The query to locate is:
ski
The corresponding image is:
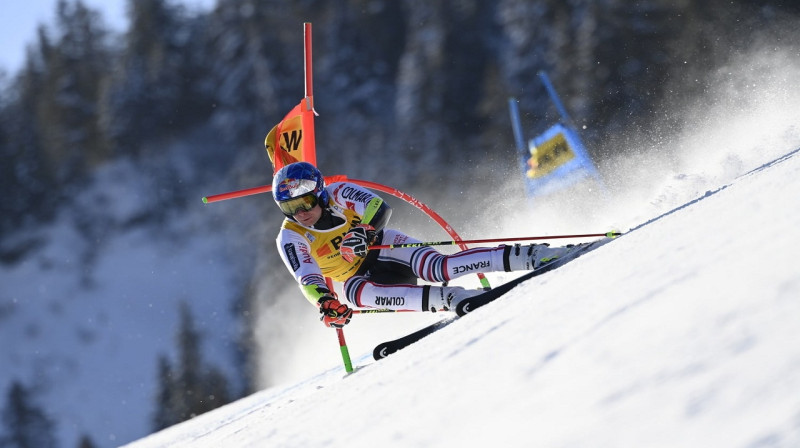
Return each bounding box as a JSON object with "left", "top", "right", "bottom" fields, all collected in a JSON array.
[
  {"left": 372, "top": 238, "right": 614, "bottom": 359},
  {"left": 456, "top": 238, "right": 609, "bottom": 316},
  {"left": 373, "top": 316, "right": 458, "bottom": 359}
]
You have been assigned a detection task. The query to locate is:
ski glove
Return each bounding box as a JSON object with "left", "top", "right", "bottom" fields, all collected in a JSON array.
[
  {"left": 317, "top": 295, "right": 353, "bottom": 328},
  {"left": 340, "top": 224, "right": 376, "bottom": 263}
]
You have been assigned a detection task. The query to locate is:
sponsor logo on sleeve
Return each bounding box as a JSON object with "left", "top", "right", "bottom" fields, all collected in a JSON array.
[
  {"left": 341, "top": 186, "right": 372, "bottom": 204},
  {"left": 298, "top": 244, "right": 313, "bottom": 264},
  {"left": 284, "top": 243, "right": 300, "bottom": 271}
]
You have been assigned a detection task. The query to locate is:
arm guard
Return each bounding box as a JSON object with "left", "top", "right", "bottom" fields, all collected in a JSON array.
[{"left": 362, "top": 198, "right": 392, "bottom": 232}]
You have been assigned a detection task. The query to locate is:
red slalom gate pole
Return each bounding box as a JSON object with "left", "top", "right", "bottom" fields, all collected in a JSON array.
[
  {"left": 304, "top": 22, "right": 313, "bottom": 98},
  {"left": 307, "top": 22, "right": 352, "bottom": 375},
  {"left": 201, "top": 185, "right": 271, "bottom": 204}
]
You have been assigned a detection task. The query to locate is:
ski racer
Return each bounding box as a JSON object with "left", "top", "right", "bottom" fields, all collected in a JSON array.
[{"left": 273, "top": 161, "right": 583, "bottom": 328}]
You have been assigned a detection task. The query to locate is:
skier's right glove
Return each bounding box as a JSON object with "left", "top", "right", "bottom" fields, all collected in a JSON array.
[
  {"left": 340, "top": 224, "right": 376, "bottom": 263},
  {"left": 317, "top": 295, "right": 353, "bottom": 328}
]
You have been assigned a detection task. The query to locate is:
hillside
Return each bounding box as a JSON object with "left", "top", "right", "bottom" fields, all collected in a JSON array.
[{"left": 124, "top": 145, "right": 800, "bottom": 447}]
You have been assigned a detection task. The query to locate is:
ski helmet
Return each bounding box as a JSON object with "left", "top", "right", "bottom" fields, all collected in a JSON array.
[{"left": 272, "top": 162, "right": 329, "bottom": 218}]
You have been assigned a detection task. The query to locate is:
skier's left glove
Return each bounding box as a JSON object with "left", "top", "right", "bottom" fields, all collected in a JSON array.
[
  {"left": 340, "top": 224, "right": 376, "bottom": 263},
  {"left": 317, "top": 295, "right": 353, "bottom": 328}
]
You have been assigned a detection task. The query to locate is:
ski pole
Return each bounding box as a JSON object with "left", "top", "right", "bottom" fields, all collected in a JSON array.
[
  {"left": 336, "top": 309, "right": 417, "bottom": 373},
  {"left": 336, "top": 327, "right": 354, "bottom": 373},
  {"left": 352, "top": 309, "right": 418, "bottom": 314},
  {"left": 369, "top": 231, "right": 622, "bottom": 250}
]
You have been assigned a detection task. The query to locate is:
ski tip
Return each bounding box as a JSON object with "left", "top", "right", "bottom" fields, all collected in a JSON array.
[
  {"left": 201, "top": 197, "right": 209, "bottom": 204},
  {"left": 606, "top": 230, "right": 622, "bottom": 238},
  {"left": 373, "top": 345, "right": 392, "bottom": 360},
  {"left": 455, "top": 300, "right": 472, "bottom": 317}
]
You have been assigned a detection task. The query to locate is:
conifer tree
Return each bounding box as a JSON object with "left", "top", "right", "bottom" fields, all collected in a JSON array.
[
  {"left": 152, "top": 356, "right": 178, "bottom": 431},
  {"left": 0, "top": 381, "right": 57, "bottom": 448},
  {"left": 102, "top": 0, "right": 211, "bottom": 156},
  {"left": 0, "top": 74, "right": 53, "bottom": 238},
  {"left": 35, "top": 0, "right": 111, "bottom": 182},
  {"left": 75, "top": 434, "right": 97, "bottom": 448},
  {"left": 151, "top": 302, "right": 231, "bottom": 431},
  {"left": 204, "top": 0, "right": 287, "bottom": 143},
  {"left": 175, "top": 301, "right": 203, "bottom": 420},
  {"left": 0, "top": 0, "right": 108, "bottom": 236}
]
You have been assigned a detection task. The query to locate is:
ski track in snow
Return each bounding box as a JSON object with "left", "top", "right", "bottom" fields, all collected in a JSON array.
[{"left": 122, "top": 146, "right": 800, "bottom": 448}]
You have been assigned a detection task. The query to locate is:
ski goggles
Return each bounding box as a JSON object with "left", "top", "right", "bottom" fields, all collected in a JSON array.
[{"left": 278, "top": 193, "right": 319, "bottom": 216}]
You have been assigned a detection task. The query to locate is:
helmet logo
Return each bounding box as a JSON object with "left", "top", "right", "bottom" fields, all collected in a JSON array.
[{"left": 278, "top": 178, "right": 317, "bottom": 197}]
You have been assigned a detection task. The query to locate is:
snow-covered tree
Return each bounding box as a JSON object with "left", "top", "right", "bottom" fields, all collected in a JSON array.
[
  {"left": 35, "top": 0, "right": 111, "bottom": 181},
  {"left": 204, "top": 0, "right": 291, "bottom": 144},
  {"left": 101, "top": 0, "right": 211, "bottom": 156}
]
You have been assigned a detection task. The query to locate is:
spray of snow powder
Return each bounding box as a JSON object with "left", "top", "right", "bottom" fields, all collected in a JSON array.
[{"left": 488, "top": 37, "right": 800, "bottom": 250}]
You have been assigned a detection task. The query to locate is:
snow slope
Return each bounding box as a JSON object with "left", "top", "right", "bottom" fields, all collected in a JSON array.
[{"left": 123, "top": 144, "right": 800, "bottom": 447}]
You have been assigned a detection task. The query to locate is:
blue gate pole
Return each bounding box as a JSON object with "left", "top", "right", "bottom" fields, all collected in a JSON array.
[
  {"left": 508, "top": 97, "right": 535, "bottom": 199},
  {"left": 538, "top": 71, "right": 572, "bottom": 125},
  {"left": 508, "top": 98, "right": 527, "bottom": 156}
]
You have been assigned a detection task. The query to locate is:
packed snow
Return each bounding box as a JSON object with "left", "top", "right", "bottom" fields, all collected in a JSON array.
[{"left": 122, "top": 140, "right": 800, "bottom": 447}]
